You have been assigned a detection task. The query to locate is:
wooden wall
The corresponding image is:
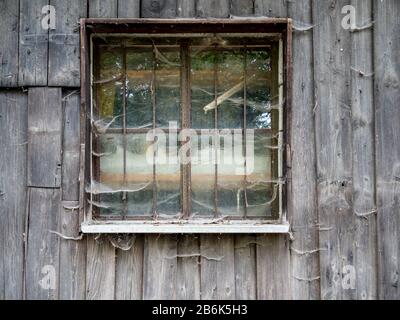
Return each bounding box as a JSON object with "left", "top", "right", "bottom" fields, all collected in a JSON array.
[{"left": 0, "top": 0, "right": 399, "bottom": 300}]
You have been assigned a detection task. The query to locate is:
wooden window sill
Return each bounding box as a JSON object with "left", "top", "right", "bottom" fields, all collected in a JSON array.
[{"left": 81, "top": 220, "right": 290, "bottom": 234}]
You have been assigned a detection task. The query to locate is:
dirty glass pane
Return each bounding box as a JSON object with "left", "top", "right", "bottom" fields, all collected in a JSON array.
[
  {"left": 217, "top": 49, "right": 244, "bottom": 129},
  {"left": 93, "top": 36, "right": 280, "bottom": 220},
  {"left": 191, "top": 132, "right": 215, "bottom": 216},
  {"left": 246, "top": 49, "right": 272, "bottom": 129},
  {"left": 95, "top": 50, "right": 124, "bottom": 128},
  {"left": 97, "top": 134, "right": 124, "bottom": 215},
  {"left": 125, "top": 133, "right": 153, "bottom": 215},
  {"left": 191, "top": 49, "right": 215, "bottom": 129},
  {"left": 156, "top": 130, "right": 181, "bottom": 215},
  {"left": 156, "top": 47, "right": 181, "bottom": 128},
  {"left": 245, "top": 132, "right": 278, "bottom": 217},
  {"left": 126, "top": 49, "right": 153, "bottom": 128},
  {"left": 217, "top": 130, "right": 245, "bottom": 216}
]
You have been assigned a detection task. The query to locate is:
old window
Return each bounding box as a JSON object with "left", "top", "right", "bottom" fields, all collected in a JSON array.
[{"left": 80, "top": 19, "right": 292, "bottom": 233}]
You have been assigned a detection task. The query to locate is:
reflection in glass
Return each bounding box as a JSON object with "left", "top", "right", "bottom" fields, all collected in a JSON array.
[{"left": 126, "top": 50, "right": 153, "bottom": 128}]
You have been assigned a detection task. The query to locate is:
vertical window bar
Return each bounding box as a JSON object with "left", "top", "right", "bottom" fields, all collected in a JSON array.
[
  {"left": 181, "top": 40, "right": 191, "bottom": 218},
  {"left": 122, "top": 44, "right": 128, "bottom": 219},
  {"left": 243, "top": 46, "right": 248, "bottom": 219},
  {"left": 152, "top": 43, "right": 158, "bottom": 219},
  {"left": 213, "top": 43, "right": 218, "bottom": 218}
]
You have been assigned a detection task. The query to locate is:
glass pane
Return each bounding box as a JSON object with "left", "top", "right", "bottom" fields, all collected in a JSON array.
[
  {"left": 156, "top": 47, "right": 181, "bottom": 128},
  {"left": 125, "top": 133, "right": 154, "bottom": 215},
  {"left": 217, "top": 130, "right": 245, "bottom": 216},
  {"left": 245, "top": 131, "right": 278, "bottom": 217},
  {"left": 126, "top": 50, "right": 153, "bottom": 128},
  {"left": 95, "top": 50, "right": 124, "bottom": 129},
  {"left": 191, "top": 132, "right": 215, "bottom": 216},
  {"left": 191, "top": 49, "right": 215, "bottom": 129},
  {"left": 97, "top": 134, "right": 124, "bottom": 215},
  {"left": 156, "top": 131, "right": 181, "bottom": 215},
  {"left": 217, "top": 49, "right": 244, "bottom": 129},
  {"left": 246, "top": 49, "right": 272, "bottom": 129}
]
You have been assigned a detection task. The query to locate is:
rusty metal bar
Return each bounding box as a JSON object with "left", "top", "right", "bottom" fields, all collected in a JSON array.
[
  {"left": 243, "top": 46, "right": 248, "bottom": 219},
  {"left": 122, "top": 44, "right": 128, "bottom": 219},
  {"left": 181, "top": 40, "right": 191, "bottom": 218},
  {"left": 213, "top": 44, "right": 218, "bottom": 218},
  {"left": 151, "top": 44, "right": 157, "bottom": 219}
]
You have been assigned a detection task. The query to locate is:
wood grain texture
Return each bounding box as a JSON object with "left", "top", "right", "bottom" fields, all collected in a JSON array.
[
  {"left": 25, "top": 188, "right": 61, "bottom": 300},
  {"left": 200, "top": 235, "right": 235, "bottom": 300},
  {"left": 254, "top": 0, "right": 287, "bottom": 17},
  {"left": 234, "top": 235, "right": 256, "bottom": 300},
  {"left": 115, "top": 235, "right": 144, "bottom": 300},
  {"left": 287, "top": 0, "right": 320, "bottom": 300},
  {"left": 86, "top": 235, "right": 115, "bottom": 299},
  {"left": 230, "top": 0, "right": 254, "bottom": 16},
  {"left": 313, "top": 0, "right": 354, "bottom": 300},
  {"left": 177, "top": 0, "right": 195, "bottom": 17},
  {"left": 350, "top": 0, "right": 377, "bottom": 300},
  {"left": 0, "top": 0, "right": 19, "bottom": 87},
  {"left": 62, "top": 91, "right": 81, "bottom": 201},
  {"left": 28, "top": 88, "right": 62, "bottom": 188},
  {"left": 374, "top": 0, "right": 400, "bottom": 300},
  {"left": 0, "top": 91, "right": 27, "bottom": 299},
  {"left": 48, "top": 0, "right": 87, "bottom": 87},
  {"left": 19, "top": 0, "right": 48, "bottom": 86},
  {"left": 196, "top": 0, "right": 230, "bottom": 18},
  {"left": 118, "top": 0, "right": 140, "bottom": 18},
  {"left": 141, "top": 0, "right": 177, "bottom": 18},
  {"left": 143, "top": 235, "right": 178, "bottom": 300},
  {"left": 252, "top": 0, "right": 291, "bottom": 301},
  {"left": 89, "top": 0, "right": 118, "bottom": 17},
  {"left": 59, "top": 201, "right": 86, "bottom": 300},
  {"left": 177, "top": 235, "right": 201, "bottom": 300},
  {"left": 256, "top": 235, "right": 290, "bottom": 299}
]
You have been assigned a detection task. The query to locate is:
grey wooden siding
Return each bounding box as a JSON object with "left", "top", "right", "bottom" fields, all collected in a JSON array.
[{"left": 0, "top": 0, "right": 399, "bottom": 300}]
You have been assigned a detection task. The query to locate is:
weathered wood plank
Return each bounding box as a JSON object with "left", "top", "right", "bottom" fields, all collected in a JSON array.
[
  {"left": 141, "top": 0, "right": 177, "bottom": 18},
  {"left": 374, "top": 0, "right": 400, "bottom": 300},
  {"left": 177, "top": 0, "right": 195, "bottom": 17},
  {"left": 62, "top": 91, "right": 81, "bottom": 201},
  {"left": 25, "top": 188, "right": 61, "bottom": 300},
  {"left": 0, "top": 0, "right": 19, "bottom": 87},
  {"left": 28, "top": 88, "right": 62, "bottom": 188},
  {"left": 252, "top": 0, "right": 291, "bottom": 301},
  {"left": 177, "top": 235, "right": 201, "bottom": 300},
  {"left": 19, "top": 0, "right": 48, "bottom": 86},
  {"left": 48, "top": 0, "right": 87, "bottom": 87},
  {"left": 349, "top": 0, "right": 377, "bottom": 300},
  {"left": 86, "top": 235, "right": 115, "bottom": 300},
  {"left": 88, "top": 0, "right": 118, "bottom": 18},
  {"left": 234, "top": 235, "right": 256, "bottom": 300},
  {"left": 196, "top": 0, "right": 230, "bottom": 18},
  {"left": 200, "top": 235, "right": 235, "bottom": 300},
  {"left": 287, "top": 0, "right": 320, "bottom": 300},
  {"left": 256, "top": 235, "right": 290, "bottom": 299},
  {"left": 143, "top": 235, "right": 178, "bottom": 300},
  {"left": 254, "top": 0, "right": 287, "bottom": 17},
  {"left": 0, "top": 91, "right": 27, "bottom": 299},
  {"left": 59, "top": 201, "right": 86, "bottom": 300},
  {"left": 230, "top": 0, "right": 254, "bottom": 16},
  {"left": 118, "top": 0, "right": 140, "bottom": 18},
  {"left": 313, "top": 0, "right": 354, "bottom": 300},
  {"left": 115, "top": 235, "right": 144, "bottom": 300}
]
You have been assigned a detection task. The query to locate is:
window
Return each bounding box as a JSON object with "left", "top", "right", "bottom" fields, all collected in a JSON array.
[{"left": 80, "top": 19, "right": 292, "bottom": 233}]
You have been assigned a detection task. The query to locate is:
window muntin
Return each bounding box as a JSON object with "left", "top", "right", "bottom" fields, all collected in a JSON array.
[{"left": 89, "top": 34, "right": 283, "bottom": 222}]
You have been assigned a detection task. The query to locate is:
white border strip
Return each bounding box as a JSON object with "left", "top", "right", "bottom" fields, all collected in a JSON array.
[{"left": 81, "top": 222, "right": 290, "bottom": 234}]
